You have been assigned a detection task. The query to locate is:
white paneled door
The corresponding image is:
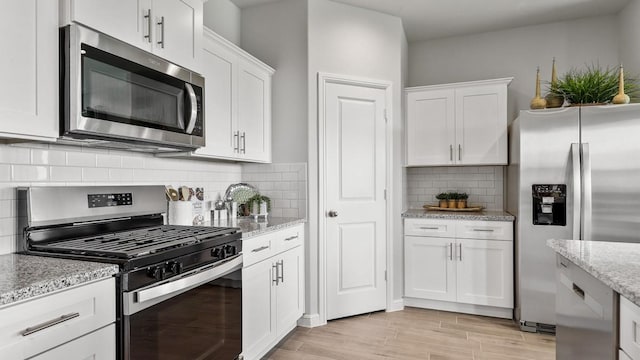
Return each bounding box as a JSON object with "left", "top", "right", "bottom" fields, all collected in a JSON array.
[{"left": 324, "top": 80, "right": 387, "bottom": 320}]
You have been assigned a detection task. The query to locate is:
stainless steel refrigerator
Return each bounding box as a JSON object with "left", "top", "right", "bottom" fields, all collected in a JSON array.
[{"left": 507, "top": 103, "right": 640, "bottom": 332}]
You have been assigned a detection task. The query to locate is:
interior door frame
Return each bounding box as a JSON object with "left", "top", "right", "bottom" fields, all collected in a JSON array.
[{"left": 317, "top": 72, "right": 393, "bottom": 324}]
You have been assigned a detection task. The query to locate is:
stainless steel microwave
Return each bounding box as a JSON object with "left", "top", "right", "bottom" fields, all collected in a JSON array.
[{"left": 60, "top": 24, "right": 205, "bottom": 151}]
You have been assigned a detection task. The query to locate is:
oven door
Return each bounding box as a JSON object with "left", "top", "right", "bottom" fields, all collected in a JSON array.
[
  {"left": 122, "top": 255, "right": 242, "bottom": 360},
  {"left": 62, "top": 24, "right": 204, "bottom": 150}
]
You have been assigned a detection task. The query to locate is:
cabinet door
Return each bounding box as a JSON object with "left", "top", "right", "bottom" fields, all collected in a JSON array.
[
  {"left": 455, "top": 84, "right": 508, "bottom": 165},
  {"left": 30, "top": 324, "right": 115, "bottom": 360},
  {"left": 195, "top": 32, "right": 237, "bottom": 159},
  {"left": 456, "top": 239, "right": 513, "bottom": 307},
  {"left": 242, "top": 259, "right": 277, "bottom": 360},
  {"left": 404, "top": 236, "right": 456, "bottom": 302},
  {"left": 152, "top": 0, "right": 203, "bottom": 72},
  {"left": 0, "top": 0, "right": 58, "bottom": 141},
  {"left": 276, "top": 246, "right": 304, "bottom": 337},
  {"left": 237, "top": 58, "right": 272, "bottom": 163},
  {"left": 71, "top": 0, "right": 152, "bottom": 52},
  {"left": 406, "top": 89, "right": 455, "bottom": 166}
]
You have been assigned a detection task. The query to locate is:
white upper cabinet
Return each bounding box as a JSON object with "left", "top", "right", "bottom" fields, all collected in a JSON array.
[
  {"left": 0, "top": 0, "right": 58, "bottom": 141},
  {"left": 64, "top": 0, "right": 203, "bottom": 72},
  {"left": 405, "top": 78, "right": 512, "bottom": 166},
  {"left": 163, "top": 28, "right": 274, "bottom": 163}
]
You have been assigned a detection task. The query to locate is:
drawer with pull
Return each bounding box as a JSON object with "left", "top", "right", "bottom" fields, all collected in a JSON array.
[
  {"left": 242, "top": 233, "right": 276, "bottom": 267},
  {"left": 0, "top": 277, "right": 115, "bottom": 359},
  {"left": 455, "top": 220, "right": 513, "bottom": 241},
  {"left": 404, "top": 218, "right": 456, "bottom": 238},
  {"left": 620, "top": 295, "right": 640, "bottom": 360},
  {"left": 274, "top": 223, "right": 304, "bottom": 253}
]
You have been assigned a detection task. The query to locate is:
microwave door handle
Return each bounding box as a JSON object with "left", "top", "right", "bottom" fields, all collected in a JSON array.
[{"left": 184, "top": 83, "right": 198, "bottom": 134}]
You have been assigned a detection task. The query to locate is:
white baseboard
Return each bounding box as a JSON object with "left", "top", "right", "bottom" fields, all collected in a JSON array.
[
  {"left": 297, "top": 313, "right": 323, "bottom": 328},
  {"left": 386, "top": 298, "right": 404, "bottom": 312},
  {"left": 403, "top": 297, "right": 513, "bottom": 319}
]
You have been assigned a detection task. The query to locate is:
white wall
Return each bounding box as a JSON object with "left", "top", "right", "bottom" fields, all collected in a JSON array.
[
  {"left": 307, "top": 0, "right": 406, "bottom": 317},
  {"left": 0, "top": 143, "right": 241, "bottom": 255},
  {"left": 204, "top": 0, "right": 242, "bottom": 45},
  {"left": 408, "top": 15, "right": 620, "bottom": 120},
  {"left": 240, "top": 0, "right": 308, "bottom": 163},
  {"left": 619, "top": 0, "right": 640, "bottom": 77}
]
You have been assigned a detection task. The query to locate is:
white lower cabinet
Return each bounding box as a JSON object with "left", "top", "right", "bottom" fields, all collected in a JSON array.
[
  {"left": 242, "top": 224, "right": 304, "bottom": 360},
  {"left": 404, "top": 218, "right": 513, "bottom": 318},
  {"left": 0, "top": 277, "right": 115, "bottom": 359},
  {"left": 620, "top": 296, "right": 640, "bottom": 360}
]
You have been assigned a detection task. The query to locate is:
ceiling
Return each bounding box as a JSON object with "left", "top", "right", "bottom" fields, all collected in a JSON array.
[{"left": 230, "top": 0, "right": 630, "bottom": 42}]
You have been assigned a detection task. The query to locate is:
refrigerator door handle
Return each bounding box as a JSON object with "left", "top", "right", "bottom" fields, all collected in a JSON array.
[
  {"left": 571, "top": 143, "right": 581, "bottom": 240},
  {"left": 581, "top": 143, "right": 592, "bottom": 240}
]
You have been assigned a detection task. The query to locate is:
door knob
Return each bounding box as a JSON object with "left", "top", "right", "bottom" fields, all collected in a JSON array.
[{"left": 328, "top": 210, "right": 339, "bottom": 218}]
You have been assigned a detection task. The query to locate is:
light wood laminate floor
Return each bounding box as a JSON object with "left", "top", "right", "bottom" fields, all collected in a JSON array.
[{"left": 263, "top": 307, "right": 555, "bottom": 360}]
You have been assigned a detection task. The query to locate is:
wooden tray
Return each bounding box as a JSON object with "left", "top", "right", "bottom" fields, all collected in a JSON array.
[{"left": 423, "top": 205, "right": 484, "bottom": 212}]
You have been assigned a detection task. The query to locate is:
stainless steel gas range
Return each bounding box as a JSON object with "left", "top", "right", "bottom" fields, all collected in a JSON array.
[{"left": 19, "top": 186, "right": 243, "bottom": 360}]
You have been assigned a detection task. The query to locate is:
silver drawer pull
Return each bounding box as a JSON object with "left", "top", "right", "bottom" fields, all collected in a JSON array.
[
  {"left": 419, "top": 227, "right": 439, "bottom": 230},
  {"left": 21, "top": 312, "right": 80, "bottom": 336},
  {"left": 284, "top": 235, "right": 298, "bottom": 241},
  {"left": 251, "top": 245, "right": 270, "bottom": 253},
  {"left": 472, "top": 229, "right": 495, "bottom": 232}
]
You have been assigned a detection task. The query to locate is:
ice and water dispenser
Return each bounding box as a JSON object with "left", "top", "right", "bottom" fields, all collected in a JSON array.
[{"left": 532, "top": 184, "right": 566, "bottom": 226}]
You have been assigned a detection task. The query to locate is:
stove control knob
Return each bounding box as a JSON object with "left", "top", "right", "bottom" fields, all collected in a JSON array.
[
  {"left": 148, "top": 266, "right": 165, "bottom": 280},
  {"left": 211, "top": 247, "right": 223, "bottom": 260},
  {"left": 167, "top": 261, "right": 183, "bottom": 274},
  {"left": 224, "top": 245, "right": 237, "bottom": 256}
]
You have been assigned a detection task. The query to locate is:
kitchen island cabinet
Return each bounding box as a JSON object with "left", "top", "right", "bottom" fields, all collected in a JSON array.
[
  {"left": 242, "top": 223, "right": 304, "bottom": 360},
  {"left": 403, "top": 212, "right": 514, "bottom": 318},
  {"left": 0, "top": 0, "right": 58, "bottom": 142},
  {"left": 405, "top": 78, "right": 512, "bottom": 166}
]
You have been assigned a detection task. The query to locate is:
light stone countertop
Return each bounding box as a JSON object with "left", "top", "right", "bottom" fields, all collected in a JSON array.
[
  {"left": 547, "top": 239, "right": 640, "bottom": 307},
  {"left": 209, "top": 216, "right": 306, "bottom": 238},
  {"left": 0, "top": 254, "right": 119, "bottom": 308},
  {"left": 402, "top": 209, "right": 515, "bottom": 222}
]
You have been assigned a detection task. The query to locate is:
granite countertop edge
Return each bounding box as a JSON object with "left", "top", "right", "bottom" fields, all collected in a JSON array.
[
  {"left": 240, "top": 218, "right": 307, "bottom": 239},
  {"left": 547, "top": 239, "right": 640, "bottom": 307},
  {"left": 0, "top": 255, "right": 119, "bottom": 308},
  {"left": 402, "top": 209, "right": 515, "bottom": 222}
]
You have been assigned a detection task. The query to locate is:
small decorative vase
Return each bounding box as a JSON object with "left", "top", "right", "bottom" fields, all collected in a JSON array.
[
  {"left": 545, "top": 58, "right": 564, "bottom": 108},
  {"left": 456, "top": 200, "right": 467, "bottom": 209},
  {"left": 447, "top": 199, "right": 456, "bottom": 208},
  {"left": 439, "top": 200, "right": 448, "bottom": 208},
  {"left": 530, "top": 67, "right": 547, "bottom": 109},
  {"left": 612, "top": 64, "right": 631, "bottom": 105}
]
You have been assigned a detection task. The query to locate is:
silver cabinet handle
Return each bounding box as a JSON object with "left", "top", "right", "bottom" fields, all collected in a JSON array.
[
  {"left": 328, "top": 210, "right": 338, "bottom": 217},
  {"left": 241, "top": 132, "right": 246, "bottom": 153},
  {"left": 21, "top": 313, "right": 80, "bottom": 336},
  {"left": 157, "top": 16, "right": 165, "bottom": 48},
  {"left": 458, "top": 243, "right": 462, "bottom": 261},
  {"left": 251, "top": 245, "right": 269, "bottom": 253},
  {"left": 419, "top": 226, "right": 438, "bottom": 230},
  {"left": 458, "top": 144, "right": 462, "bottom": 161},
  {"left": 472, "top": 229, "right": 495, "bottom": 232},
  {"left": 184, "top": 83, "right": 197, "bottom": 134},
  {"left": 143, "top": 9, "right": 152, "bottom": 43},
  {"left": 449, "top": 243, "right": 453, "bottom": 261},
  {"left": 284, "top": 235, "right": 298, "bottom": 241},
  {"left": 233, "top": 131, "right": 240, "bottom": 152},
  {"left": 272, "top": 263, "right": 278, "bottom": 285},
  {"left": 450, "top": 145, "right": 453, "bottom": 161},
  {"left": 572, "top": 283, "right": 585, "bottom": 300},
  {"left": 277, "top": 260, "right": 284, "bottom": 283}
]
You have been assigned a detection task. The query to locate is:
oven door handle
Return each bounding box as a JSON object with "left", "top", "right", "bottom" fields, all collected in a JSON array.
[{"left": 124, "top": 254, "right": 242, "bottom": 315}]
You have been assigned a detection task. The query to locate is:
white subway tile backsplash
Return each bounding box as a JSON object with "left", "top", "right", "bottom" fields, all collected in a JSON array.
[
  {"left": 121, "top": 155, "right": 145, "bottom": 169},
  {"left": 96, "top": 154, "right": 122, "bottom": 168},
  {"left": 0, "top": 165, "right": 10, "bottom": 182},
  {"left": 67, "top": 152, "right": 97, "bottom": 167},
  {"left": 82, "top": 167, "right": 110, "bottom": 182},
  {"left": 407, "top": 166, "right": 505, "bottom": 210},
  {"left": 50, "top": 166, "right": 82, "bottom": 182},
  {"left": 12, "top": 165, "right": 48, "bottom": 181},
  {"left": 241, "top": 163, "right": 307, "bottom": 220},
  {"left": 109, "top": 168, "right": 134, "bottom": 182},
  {"left": 31, "top": 149, "right": 66, "bottom": 166},
  {"left": 0, "top": 147, "right": 30, "bottom": 164}
]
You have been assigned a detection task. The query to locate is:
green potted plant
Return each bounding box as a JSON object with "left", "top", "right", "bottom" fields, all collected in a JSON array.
[
  {"left": 447, "top": 192, "right": 459, "bottom": 208},
  {"left": 550, "top": 63, "right": 639, "bottom": 105},
  {"left": 457, "top": 193, "right": 469, "bottom": 209},
  {"left": 246, "top": 194, "right": 271, "bottom": 216},
  {"left": 436, "top": 192, "right": 449, "bottom": 208}
]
